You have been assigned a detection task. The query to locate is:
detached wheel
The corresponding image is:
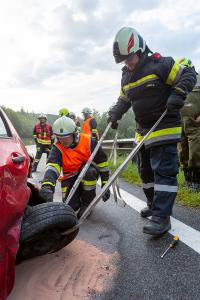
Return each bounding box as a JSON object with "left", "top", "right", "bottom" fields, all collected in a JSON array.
[{"left": 17, "top": 202, "right": 79, "bottom": 264}]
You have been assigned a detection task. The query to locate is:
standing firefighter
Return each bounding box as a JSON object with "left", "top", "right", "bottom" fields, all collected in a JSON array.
[
  {"left": 108, "top": 27, "right": 196, "bottom": 236},
  {"left": 179, "top": 74, "right": 200, "bottom": 190},
  {"left": 32, "top": 114, "right": 54, "bottom": 172},
  {"left": 39, "top": 117, "right": 110, "bottom": 217},
  {"left": 82, "top": 107, "right": 99, "bottom": 140}
]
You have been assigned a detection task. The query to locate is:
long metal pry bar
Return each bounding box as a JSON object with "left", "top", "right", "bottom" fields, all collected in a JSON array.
[
  {"left": 65, "top": 122, "right": 112, "bottom": 204},
  {"left": 79, "top": 110, "right": 167, "bottom": 223}
]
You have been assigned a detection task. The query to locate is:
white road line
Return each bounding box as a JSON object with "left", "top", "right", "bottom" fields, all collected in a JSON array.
[
  {"left": 119, "top": 188, "right": 200, "bottom": 255},
  {"left": 27, "top": 145, "right": 200, "bottom": 255}
]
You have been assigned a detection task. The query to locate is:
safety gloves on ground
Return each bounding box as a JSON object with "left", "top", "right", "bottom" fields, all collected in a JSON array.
[
  {"left": 101, "top": 184, "right": 111, "bottom": 202},
  {"left": 39, "top": 186, "right": 54, "bottom": 202},
  {"left": 107, "top": 115, "right": 118, "bottom": 130},
  {"left": 166, "top": 93, "right": 185, "bottom": 112}
]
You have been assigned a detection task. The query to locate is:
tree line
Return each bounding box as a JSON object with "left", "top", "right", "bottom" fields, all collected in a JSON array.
[{"left": 1, "top": 106, "right": 136, "bottom": 141}]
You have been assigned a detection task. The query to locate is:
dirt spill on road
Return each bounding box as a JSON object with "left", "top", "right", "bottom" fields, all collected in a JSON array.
[{"left": 8, "top": 240, "right": 118, "bottom": 300}]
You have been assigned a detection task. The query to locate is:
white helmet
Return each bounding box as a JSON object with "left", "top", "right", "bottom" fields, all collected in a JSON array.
[
  {"left": 113, "top": 27, "right": 146, "bottom": 63},
  {"left": 53, "top": 116, "right": 76, "bottom": 137},
  {"left": 69, "top": 112, "right": 76, "bottom": 120},
  {"left": 82, "top": 107, "right": 92, "bottom": 115},
  {"left": 38, "top": 113, "right": 47, "bottom": 120}
]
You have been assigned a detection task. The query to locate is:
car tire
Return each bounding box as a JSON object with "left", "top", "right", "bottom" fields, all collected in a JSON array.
[{"left": 16, "top": 202, "right": 79, "bottom": 264}]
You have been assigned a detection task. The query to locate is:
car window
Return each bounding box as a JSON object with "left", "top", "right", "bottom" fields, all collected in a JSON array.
[{"left": 0, "top": 115, "right": 9, "bottom": 137}]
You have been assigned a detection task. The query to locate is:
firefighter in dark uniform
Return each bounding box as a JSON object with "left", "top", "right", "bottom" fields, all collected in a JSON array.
[
  {"left": 179, "top": 74, "right": 200, "bottom": 190},
  {"left": 32, "top": 114, "right": 54, "bottom": 172},
  {"left": 82, "top": 107, "right": 99, "bottom": 140},
  {"left": 69, "top": 111, "right": 81, "bottom": 132},
  {"left": 108, "top": 27, "right": 196, "bottom": 236},
  {"left": 39, "top": 116, "right": 110, "bottom": 217}
]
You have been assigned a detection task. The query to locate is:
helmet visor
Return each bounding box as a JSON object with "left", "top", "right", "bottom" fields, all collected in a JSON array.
[{"left": 113, "top": 41, "right": 131, "bottom": 64}]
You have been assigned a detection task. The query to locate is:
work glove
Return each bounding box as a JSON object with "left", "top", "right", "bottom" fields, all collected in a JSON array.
[
  {"left": 107, "top": 115, "right": 118, "bottom": 130},
  {"left": 101, "top": 183, "right": 111, "bottom": 202},
  {"left": 39, "top": 186, "right": 54, "bottom": 202},
  {"left": 166, "top": 93, "right": 185, "bottom": 112}
]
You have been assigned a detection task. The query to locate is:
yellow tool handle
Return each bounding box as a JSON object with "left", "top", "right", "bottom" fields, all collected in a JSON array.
[{"left": 170, "top": 235, "right": 179, "bottom": 248}]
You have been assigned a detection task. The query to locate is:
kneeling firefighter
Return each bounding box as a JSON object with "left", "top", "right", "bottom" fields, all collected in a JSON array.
[{"left": 39, "top": 116, "right": 110, "bottom": 217}]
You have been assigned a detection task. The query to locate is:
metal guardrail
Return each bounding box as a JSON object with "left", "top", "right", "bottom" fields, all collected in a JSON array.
[{"left": 102, "top": 138, "right": 136, "bottom": 151}]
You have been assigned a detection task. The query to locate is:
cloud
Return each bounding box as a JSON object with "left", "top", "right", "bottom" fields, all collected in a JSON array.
[{"left": 0, "top": 0, "right": 200, "bottom": 115}]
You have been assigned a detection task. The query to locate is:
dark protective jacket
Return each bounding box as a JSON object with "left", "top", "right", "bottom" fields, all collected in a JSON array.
[
  {"left": 42, "top": 133, "right": 109, "bottom": 191},
  {"left": 33, "top": 122, "right": 54, "bottom": 145},
  {"left": 179, "top": 75, "right": 200, "bottom": 168},
  {"left": 109, "top": 52, "right": 196, "bottom": 147},
  {"left": 181, "top": 74, "right": 200, "bottom": 119}
]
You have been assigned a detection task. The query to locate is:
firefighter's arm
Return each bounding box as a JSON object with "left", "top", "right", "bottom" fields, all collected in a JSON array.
[
  {"left": 89, "top": 118, "right": 98, "bottom": 139},
  {"left": 158, "top": 57, "right": 197, "bottom": 111},
  {"left": 91, "top": 140, "right": 110, "bottom": 201},
  {"left": 108, "top": 88, "right": 131, "bottom": 129},
  {"left": 33, "top": 126, "right": 38, "bottom": 144},
  {"left": 39, "top": 145, "right": 62, "bottom": 202},
  {"left": 50, "top": 125, "right": 55, "bottom": 144}
]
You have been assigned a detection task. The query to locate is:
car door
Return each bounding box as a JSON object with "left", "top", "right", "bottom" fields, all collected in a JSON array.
[{"left": 0, "top": 109, "right": 30, "bottom": 233}]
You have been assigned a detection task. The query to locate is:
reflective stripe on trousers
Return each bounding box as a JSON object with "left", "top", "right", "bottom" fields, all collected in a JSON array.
[{"left": 137, "top": 143, "right": 179, "bottom": 217}]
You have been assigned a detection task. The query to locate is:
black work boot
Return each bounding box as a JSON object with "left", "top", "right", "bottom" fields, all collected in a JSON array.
[
  {"left": 143, "top": 216, "right": 171, "bottom": 236},
  {"left": 140, "top": 206, "right": 152, "bottom": 218}
]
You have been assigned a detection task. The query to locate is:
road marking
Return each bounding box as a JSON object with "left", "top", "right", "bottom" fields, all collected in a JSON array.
[
  {"left": 27, "top": 145, "right": 200, "bottom": 255},
  {"left": 119, "top": 188, "right": 200, "bottom": 255}
]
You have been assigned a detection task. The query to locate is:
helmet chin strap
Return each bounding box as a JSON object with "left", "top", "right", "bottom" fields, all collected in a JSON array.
[{"left": 69, "top": 132, "right": 80, "bottom": 149}]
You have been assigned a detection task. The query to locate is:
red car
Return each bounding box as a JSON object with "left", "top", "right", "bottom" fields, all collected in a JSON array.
[
  {"left": 0, "top": 107, "right": 79, "bottom": 300},
  {"left": 0, "top": 107, "right": 30, "bottom": 299}
]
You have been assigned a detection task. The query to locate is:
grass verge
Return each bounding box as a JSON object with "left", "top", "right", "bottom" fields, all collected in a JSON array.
[{"left": 109, "top": 155, "right": 200, "bottom": 207}]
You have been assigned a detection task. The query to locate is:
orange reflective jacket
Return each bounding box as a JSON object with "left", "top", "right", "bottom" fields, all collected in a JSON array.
[
  {"left": 82, "top": 117, "right": 99, "bottom": 139},
  {"left": 82, "top": 117, "right": 92, "bottom": 135},
  {"left": 55, "top": 133, "right": 91, "bottom": 177}
]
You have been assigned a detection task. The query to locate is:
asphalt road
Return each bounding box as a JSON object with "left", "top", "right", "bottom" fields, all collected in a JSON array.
[{"left": 12, "top": 148, "right": 200, "bottom": 300}]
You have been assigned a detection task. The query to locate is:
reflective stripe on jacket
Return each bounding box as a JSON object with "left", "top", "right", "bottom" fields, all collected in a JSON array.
[
  {"left": 135, "top": 126, "right": 182, "bottom": 147},
  {"left": 55, "top": 133, "right": 91, "bottom": 178}
]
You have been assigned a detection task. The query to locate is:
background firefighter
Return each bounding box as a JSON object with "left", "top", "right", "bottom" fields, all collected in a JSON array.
[
  {"left": 69, "top": 111, "right": 81, "bottom": 132},
  {"left": 108, "top": 27, "right": 196, "bottom": 236},
  {"left": 59, "top": 107, "right": 69, "bottom": 117},
  {"left": 82, "top": 107, "right": 99, "bottom": 140},
  {"left": 179, "top": 74, "right": 200, "bottom": 191},
  {"left": 32, "top": 114, "right": 54, "bottom": 172},
  {"left": 38, "top": 116, "right": 110, "bottom": 218}
]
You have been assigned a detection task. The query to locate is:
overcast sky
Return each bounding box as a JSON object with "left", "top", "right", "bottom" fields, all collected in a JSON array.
[{"left": 0, "top": 0, "right": 200, "bottom": 116}]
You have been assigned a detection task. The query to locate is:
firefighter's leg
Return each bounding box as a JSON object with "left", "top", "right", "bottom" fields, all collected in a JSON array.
[
  {"left": 187, "top": 128, "right": 200, "bottom": 190},
  {"left": 32, "top": 144, "right": 42, "bottom": 172},
  {"left": 44, "top": 145, "right": 51, "bottom": 163},
  {"left": 178, "top": 129, "right": 189, "bottom": 167},
  {"left": 178, "top": 129, "right": 191, "bottom": 187},
  {"left": 137, "top": 145, "right": 154, "bottom": 217},
  {"left": 61, "top": 177, "right": 82, "bottom": 211},
  {"left": 143, "top": 143, "right": 178, "bottom": 236},
  {"left": 193, "top": 169, "right": 200, "bottom": 191},
  {"left": 77, "top": 165, "right": 99, "bottom": 218}
]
